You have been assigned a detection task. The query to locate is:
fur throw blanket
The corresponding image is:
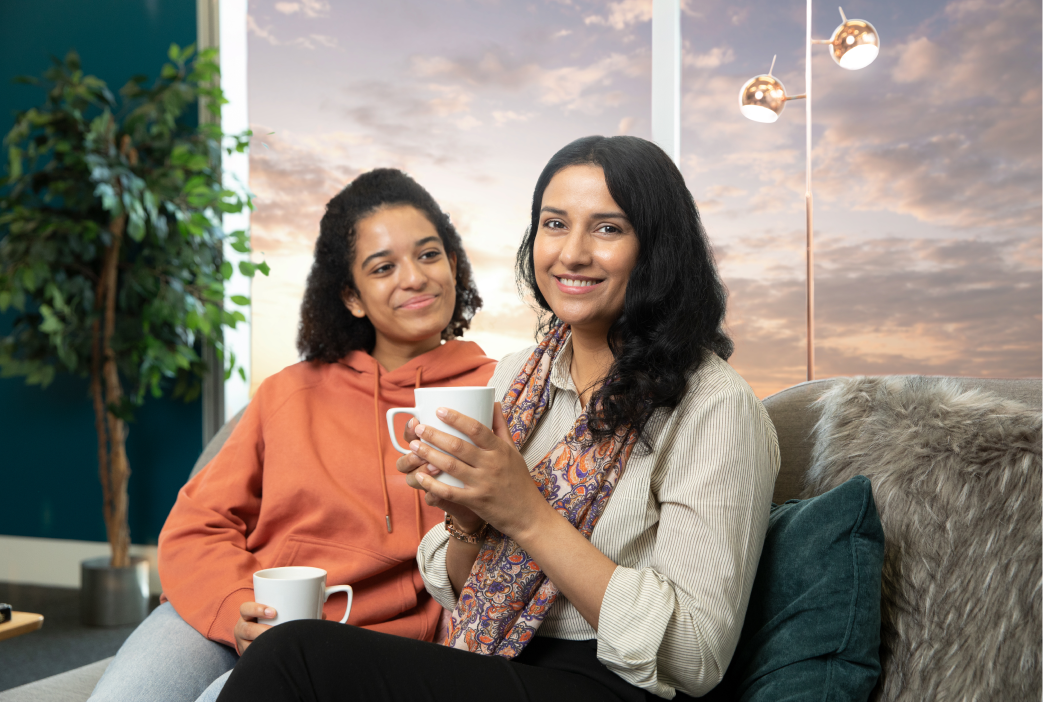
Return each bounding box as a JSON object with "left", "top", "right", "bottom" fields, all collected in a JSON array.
[{"left": 802, "top": 376, "right": 1041, "bottom": 702}]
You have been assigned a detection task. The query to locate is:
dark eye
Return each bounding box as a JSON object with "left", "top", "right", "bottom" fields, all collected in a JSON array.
[
  {"left": 595, "top": 224, "right": 622, "bottom": 234},
  {"left": 543, "top": 219, "right": 566, "bottom": 230},
  {"left": 419, "top": 249, "right": 443, "bottom": 260},
  {"left": 373, "top": 263, "right": 392, "bottom": 274}
]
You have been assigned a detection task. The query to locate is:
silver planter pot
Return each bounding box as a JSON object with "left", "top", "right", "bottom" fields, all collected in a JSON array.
[{"left": 80, "top": 555, "right": 150, "bottom": 627}]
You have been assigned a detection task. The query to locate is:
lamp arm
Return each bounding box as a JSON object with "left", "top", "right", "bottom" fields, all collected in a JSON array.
[{"left": 784, "top": 94, "right": 807, "bottom": 101}]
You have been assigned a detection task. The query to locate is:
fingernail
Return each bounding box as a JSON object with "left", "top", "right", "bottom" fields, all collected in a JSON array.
[
  {"left": 415, "top": 424, "right": 425, "bottom": 437},
  {"left": 409, "top": 440, "right": 421, "bottom": 452},
  {"left": 264, "top": 608, "right": 275, "bottom": 617},
  {"left": 436, "top": 408, "right": 448, "bottom": 419},
  {"left": 416, "top": 473, "right": 426, "bottom": 485}
]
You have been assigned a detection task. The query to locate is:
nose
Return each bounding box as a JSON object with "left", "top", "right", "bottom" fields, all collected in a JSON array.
[
  {"left": 399, "top": 257, "right": 428, "bottom": 290},
  {"left": 558, "top": 229, "right": 592, "bottom": 269}
]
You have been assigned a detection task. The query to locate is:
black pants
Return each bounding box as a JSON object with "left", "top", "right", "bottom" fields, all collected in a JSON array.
[{"left": 215, "top": 620, "right": 661, "bottom": 702}]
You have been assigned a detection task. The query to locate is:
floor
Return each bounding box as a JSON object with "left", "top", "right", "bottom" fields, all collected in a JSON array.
[{"left": 0, "top": 582, "right": 159, "bottom": 692}]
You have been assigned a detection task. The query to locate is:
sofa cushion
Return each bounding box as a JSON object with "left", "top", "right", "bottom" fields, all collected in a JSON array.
[
  {"left": 762, "top": 377, "right": 1043, "bottom": 504},
  {"left": 702, "top": 475, "right": 884, "bottom": 702},
  {"left": 0, "top": 656, "right": 111, "bottom": 702},
  {"left": 803, "top": 376, "right": 1042, "bottom": 702}
]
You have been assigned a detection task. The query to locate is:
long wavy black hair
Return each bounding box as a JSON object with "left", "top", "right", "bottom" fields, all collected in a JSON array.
[
  {"left": 298, "top": 168, "right": 482, "bottom": 362},
  {"left": 516, "top": 136, "right": 733, "bottom": 444}
]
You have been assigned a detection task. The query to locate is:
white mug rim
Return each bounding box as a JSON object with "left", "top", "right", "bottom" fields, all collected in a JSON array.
[
  {"left": 413, "top": 386, "right": 494, "bottom": 393},
  {"left": 254, "top": 566, "right": 327, "bottom": 581}
]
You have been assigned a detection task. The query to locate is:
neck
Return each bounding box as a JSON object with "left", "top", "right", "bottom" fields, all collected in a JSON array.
[
  {"left": 567, "top": 323, "right": 615, "bottom": 407},
  {"left": 371, "top": 333, "right": 442, "bottom": 373}
]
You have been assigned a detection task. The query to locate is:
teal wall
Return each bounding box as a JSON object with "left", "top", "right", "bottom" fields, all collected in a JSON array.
[{"left": 0, "top": 0, "right": 203, "bottom": 546}]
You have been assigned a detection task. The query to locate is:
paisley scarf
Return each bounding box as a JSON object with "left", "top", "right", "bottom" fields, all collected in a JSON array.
[{"left": 444, "top": 322, "right": 639, "bottom": 658}]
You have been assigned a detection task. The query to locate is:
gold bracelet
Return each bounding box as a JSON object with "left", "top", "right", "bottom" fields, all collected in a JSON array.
[{"left": 444, "top": 512, "right": 488, "bottom": 545}]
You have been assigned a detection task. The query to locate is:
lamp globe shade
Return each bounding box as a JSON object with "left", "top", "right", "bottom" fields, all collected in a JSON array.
[
  {"left": 830, "top": 19, "right": 880, "bottom": 70},
  {"left": 739, "top": 74, "right": 787, "bottom": 123}
]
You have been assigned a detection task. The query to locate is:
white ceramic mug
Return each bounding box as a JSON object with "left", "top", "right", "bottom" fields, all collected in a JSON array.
[
  {"left": 386, "top": 386, "right": 496, "bottom": 488},
  {"left": 252, "top": 566, "right": 353, "bottom": 626}
]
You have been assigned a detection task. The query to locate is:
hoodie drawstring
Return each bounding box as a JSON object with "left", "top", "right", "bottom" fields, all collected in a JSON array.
[
  {"left": 413, "top": 367, "right": 424, "bottom": 544},
  {"left": 374, "top": 362, "right": 427, "bottom": 543},
  {"left": 374, "top": 362, "right": 392, "bottom": 533}
]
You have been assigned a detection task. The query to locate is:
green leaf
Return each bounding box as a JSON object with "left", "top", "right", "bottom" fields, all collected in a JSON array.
[
  {"left": 256, "top": 261, "right": 270, "bottom": 276},
  {"left": 221, "top": 261, "right": 233, "bottom": 280},
  {"left": 0, "top": 292, "right": 10, "bottom": 312},
  {"left": 168, "top": 43, "right": 180, "bottom": 62},
  {"left": 8, "top": 147, "right": 22, "bottom": 180},
  {"left": 237, "top": 261, "right": 255, "bottom": 277},
  {"left": 230, "top": 295, "right": 250, "bottom": 306},
  {"left": 161, "top": 64, "right": 178, "bottom": 80},
  {"left": 238, "top": 367, "right": 246, "bottom": 381}
]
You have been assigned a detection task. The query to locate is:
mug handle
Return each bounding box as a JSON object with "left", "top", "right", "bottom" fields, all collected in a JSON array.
[
  {"left": 386, "top": 408, "right": 419, "bottom": 454},
  {"left": 324, "top": 585, "right": 353, "bottom": 624}
]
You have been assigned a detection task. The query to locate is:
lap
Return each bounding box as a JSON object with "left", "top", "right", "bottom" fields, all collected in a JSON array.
[
  {"left": 89, "top": 602, "right": 238, "bottom": 702},
  {"left": 218, "top": 621, "right": 650, "bottom": 702}
]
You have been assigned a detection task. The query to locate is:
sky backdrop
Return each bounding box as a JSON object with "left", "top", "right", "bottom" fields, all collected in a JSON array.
[{"left": 245, "top": 0, "right": 1041, "bottom": 398}]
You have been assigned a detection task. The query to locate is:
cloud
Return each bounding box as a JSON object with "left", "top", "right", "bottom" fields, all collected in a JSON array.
[
  {"left": 492, "top": 110, "right": 533, "bottom": 126},
  {"left": 411, "top": 47, "right": 647, "bottom": 114},
  {"left": 684, "top": 46, "right": 735, "bottom": 69},
  {"left": 617, "top": 116, "right": 635, "bottom": 134},
  {"left": 246, "top": 14, "right": 338, "bottom": 49},
  {"left": 272, "top": 0, "right": 329, "bottom": 18},
  {"left": 583, "top": 0, "right": 652, "bottom": 30},
  {"left": 247, "top": 129, "right": 364, "bottom": 253},
  {"left": 808, "top": 0, "right": 1042, "bottom": 231},
  {"left": 723, "top": 233, "right": 1042, "bottom": 397}
]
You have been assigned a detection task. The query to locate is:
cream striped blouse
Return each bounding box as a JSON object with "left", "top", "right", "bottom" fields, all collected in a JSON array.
[{"left": 417, "top": 336, "right": 780, "bottom": 699}]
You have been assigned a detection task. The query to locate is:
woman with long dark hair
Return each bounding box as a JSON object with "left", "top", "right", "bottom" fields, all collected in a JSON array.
[
  {"left": 89, "top": 168, "right": 495, "bottom": 702},
  {"left": 216, "top": 137, "right": 779, "bottom": 701}
]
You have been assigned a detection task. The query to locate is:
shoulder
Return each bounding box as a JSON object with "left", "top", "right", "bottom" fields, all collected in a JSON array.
[
  {"left": 251, "top": 360, "right": 331, "bottom": 415},
  {"left": 490, "top": 346, "right": 537, "bottom": 396},
  {"left": 669, "top": 352, "right": 771, "bottom": 431}
]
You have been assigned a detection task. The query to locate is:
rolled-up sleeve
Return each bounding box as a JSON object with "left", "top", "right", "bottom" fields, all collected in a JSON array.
[
  {"left": 595, "top": 384, "right": 780, "bottom": 698},
  {"left": 416, "top": 519, "right": 458, "bottom": 611}
]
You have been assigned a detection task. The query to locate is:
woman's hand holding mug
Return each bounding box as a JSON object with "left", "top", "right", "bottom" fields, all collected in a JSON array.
[{"left": 397, "top": 401, "right": 549, "bottom": 542}]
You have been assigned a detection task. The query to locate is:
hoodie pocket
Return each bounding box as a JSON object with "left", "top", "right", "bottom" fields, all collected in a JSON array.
[{"left": 280, "top": 534, "right": 418, "bottom": 626}]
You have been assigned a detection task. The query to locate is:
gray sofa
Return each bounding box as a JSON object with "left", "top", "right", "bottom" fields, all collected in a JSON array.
[{"left": 2, "top": 376, "right": 1038, "bottom": 702}]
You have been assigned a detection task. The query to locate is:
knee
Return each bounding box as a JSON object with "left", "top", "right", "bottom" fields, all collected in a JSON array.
[{"left": 244, "top": 619, "right": 319, "bottom": 660}]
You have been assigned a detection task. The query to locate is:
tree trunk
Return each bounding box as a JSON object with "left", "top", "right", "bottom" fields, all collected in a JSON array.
[
  {"left": 90, "top": 277, "right": 112, "bottom": 550},
  {"left": 101, "top": 208, "right": 131, "bottom": 568}
]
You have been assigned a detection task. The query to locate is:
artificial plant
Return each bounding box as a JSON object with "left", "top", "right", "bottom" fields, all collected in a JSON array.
[{"left": 0, "top": 45, "right": 267, "bottom": 567}]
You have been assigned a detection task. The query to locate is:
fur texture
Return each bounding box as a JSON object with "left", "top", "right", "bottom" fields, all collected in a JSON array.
[{"left": 803, "top": 376, "right": 1041, "bottom": 702}]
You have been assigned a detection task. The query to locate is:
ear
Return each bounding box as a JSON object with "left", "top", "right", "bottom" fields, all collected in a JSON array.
[
  {"left": 448, "top": 251, "right": 458, "bottom": 282},
  {"left": 341, "top": 289, "right": 366, "bottom": 319}
]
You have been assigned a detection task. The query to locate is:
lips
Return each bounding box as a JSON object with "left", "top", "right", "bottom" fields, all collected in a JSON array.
[
  {"left": 399, "top": 294, "right": 437, "bottom": 310},
  {"left": 554, "top": 275, "right": 604, "bottom": 293}
]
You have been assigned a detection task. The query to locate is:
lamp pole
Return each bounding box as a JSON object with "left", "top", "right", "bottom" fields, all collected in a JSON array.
[
  {"left": 805, "top": 0, "right": 815, "bottom": 381},
  {"left": 738, "top": 5, "right": 879, "bottom": 383}
]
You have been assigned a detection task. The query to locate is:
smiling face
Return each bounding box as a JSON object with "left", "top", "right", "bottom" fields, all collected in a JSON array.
[
  {"left": 343, "top": 205, "right": 457, "bottom": 350},
  {"left": 533, "top": 164, "right": 640, "bottom": 338}
]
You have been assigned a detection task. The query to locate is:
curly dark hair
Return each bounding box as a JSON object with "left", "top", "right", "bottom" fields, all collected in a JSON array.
[
  {"left": 516, "top": 136, "right": 733, "bottom": 445},
  {"left": 297, "top": 168, "right": 482, "bottom": 362}
]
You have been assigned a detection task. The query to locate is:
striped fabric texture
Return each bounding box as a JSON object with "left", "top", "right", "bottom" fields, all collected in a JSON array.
[{"left": 418, "top": 336, "right": 780, "bottom": 698}]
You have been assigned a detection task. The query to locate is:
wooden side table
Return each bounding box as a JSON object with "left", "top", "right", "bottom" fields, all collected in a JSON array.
[{"left": 0, "top": 612, "right": 44, "bottom": 642}]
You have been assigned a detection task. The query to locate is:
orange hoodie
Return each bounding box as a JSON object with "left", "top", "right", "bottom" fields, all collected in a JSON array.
[{"left": 158, "top": 340, "right": 496, "bottom": 649}]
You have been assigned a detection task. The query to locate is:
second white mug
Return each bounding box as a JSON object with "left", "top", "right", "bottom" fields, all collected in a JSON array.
[
  {"left": 386, "top": 386, "right": 496, "bottom": 488},
  {"left": 253, "top": 566, "right": 352, "bottom": 627}
]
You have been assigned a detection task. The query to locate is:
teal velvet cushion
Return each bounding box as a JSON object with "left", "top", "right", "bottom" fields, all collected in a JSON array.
[{"left": 702, "top": 475, "right": 884, "bottom": 702}]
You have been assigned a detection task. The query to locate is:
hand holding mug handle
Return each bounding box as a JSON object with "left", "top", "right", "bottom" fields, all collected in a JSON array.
[
  {"left": 386, "top": 408, "right": 420, "bottom": 454},
  {"left": 325, "top": 584, "right": 353, "bottom": 624}
]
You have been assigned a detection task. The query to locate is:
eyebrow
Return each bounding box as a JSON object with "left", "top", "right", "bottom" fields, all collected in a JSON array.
[
  {"left": 540, "top": 206, "right": 630, "bottom": 221},
  {"left": 360, "top": 236, "right": 442, "bottom": 269}
]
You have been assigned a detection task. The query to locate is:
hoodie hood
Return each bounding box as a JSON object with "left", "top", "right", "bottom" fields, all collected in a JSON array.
[{"left": 339, "top": 340, "right": 495, "bottom": 388}]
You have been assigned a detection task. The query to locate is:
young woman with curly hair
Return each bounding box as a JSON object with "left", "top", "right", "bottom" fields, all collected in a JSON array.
[
  {"left": 88, "top": 169, "right": 496, "bottom": 702},
  {"left": 217, "top": 137, "right": 780, "bottom": 702}
]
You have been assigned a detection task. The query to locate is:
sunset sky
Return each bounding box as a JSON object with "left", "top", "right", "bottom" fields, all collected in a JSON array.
[{"left": 245, "top": 0, "right": 1041, "bottom": 398}]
